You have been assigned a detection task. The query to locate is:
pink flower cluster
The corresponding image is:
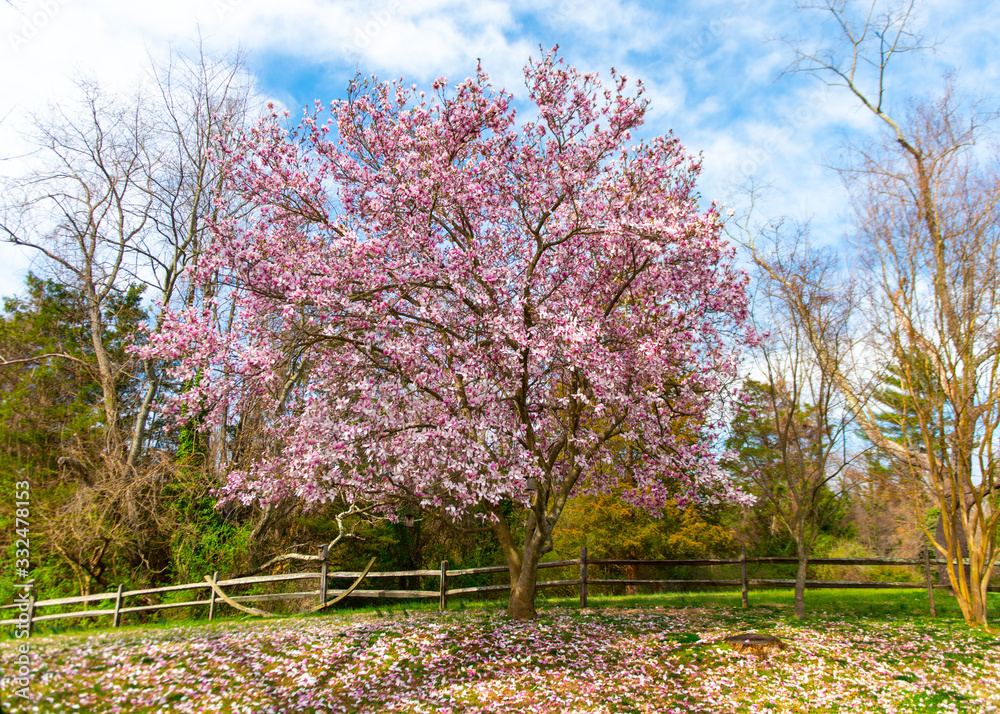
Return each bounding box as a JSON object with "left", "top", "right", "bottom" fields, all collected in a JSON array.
[{"left": 139, "top": 50, "right": 756, "bottom": 520}]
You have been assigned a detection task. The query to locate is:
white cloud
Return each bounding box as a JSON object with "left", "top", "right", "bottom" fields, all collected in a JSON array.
[{"left": 0, "top": 0, "right": 997, "bottom": 301}]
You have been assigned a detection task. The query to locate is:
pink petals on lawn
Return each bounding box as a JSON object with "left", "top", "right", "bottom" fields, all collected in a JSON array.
[{"left": 3, "top": 608, "right": 999, "bottom": 713}]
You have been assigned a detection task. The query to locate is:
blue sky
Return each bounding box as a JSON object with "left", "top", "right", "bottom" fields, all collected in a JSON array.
[{"left": 1, "top": 0, "right": 997, "bottom": 297}]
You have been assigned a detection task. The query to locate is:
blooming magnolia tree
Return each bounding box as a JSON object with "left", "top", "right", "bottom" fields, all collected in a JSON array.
[{"left": 144, "top": 52, "right": 755, "bottom": 618}]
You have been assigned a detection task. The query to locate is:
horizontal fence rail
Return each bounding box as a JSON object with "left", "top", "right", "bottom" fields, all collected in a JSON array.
[{"left": 3, "top": 547, "right": 998, "bottom": 630}]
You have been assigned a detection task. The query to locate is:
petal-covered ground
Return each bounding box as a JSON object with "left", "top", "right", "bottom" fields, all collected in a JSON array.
[{"left": 2, "top": 606, "right": 999, "bottom": 713}]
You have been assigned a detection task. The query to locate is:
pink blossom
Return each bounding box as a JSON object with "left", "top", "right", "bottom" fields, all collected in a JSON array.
[{"left": 144, "top": 50, "right": 757, "bottom": 607}]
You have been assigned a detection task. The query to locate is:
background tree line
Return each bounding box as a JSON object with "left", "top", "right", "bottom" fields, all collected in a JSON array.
[{"left": 729, "top": 0, "right": 1000, "bottom": 626}]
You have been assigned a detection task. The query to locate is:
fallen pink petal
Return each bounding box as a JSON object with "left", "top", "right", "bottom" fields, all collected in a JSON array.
[{"left": 3, "top": 606, "right": 999, "bottom": 713}]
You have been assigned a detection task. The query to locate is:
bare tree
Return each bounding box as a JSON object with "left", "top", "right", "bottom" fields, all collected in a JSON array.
[
  {"left": 2, "top": 81, "right": 154, "bottom": 458},
  {"left": 0, "top": 46, "right": 260, "bottom": 584},
  {"left": 128, "top": 46, "right": 260, "bottom": 469},
  {"left": 2, "top": 47, "right": 256, "bottom": 464},
  {"left": 730, "top": 225, "right": 857, "bottom": 618},
  {"left": 781, "top": 0, "right": 1000, "bottom": 627}
]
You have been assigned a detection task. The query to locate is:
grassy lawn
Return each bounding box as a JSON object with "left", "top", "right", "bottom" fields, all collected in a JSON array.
[{"left": 2, "top": 589, "right": 999, "bottom": 713}]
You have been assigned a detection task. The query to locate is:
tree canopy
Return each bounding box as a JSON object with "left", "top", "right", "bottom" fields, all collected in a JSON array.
[{"left": 145, "top": 51, "right": 756, "bottom": 618}]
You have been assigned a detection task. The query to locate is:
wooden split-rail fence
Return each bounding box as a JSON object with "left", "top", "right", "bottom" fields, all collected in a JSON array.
[{"left": 3, "top": 546, "right": 998, "bottom": 632}]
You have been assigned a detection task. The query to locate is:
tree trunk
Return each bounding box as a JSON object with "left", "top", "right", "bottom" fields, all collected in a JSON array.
[
  {"left": 968, "top": 596, "right": 988, "bottom": 628},
  {"left": 947, "top": 537, "right": 991, "bottom": 628},
  {"left": 962, "top": 572, "right": 989, "bottom": 628},
  {"left": 489, "top": 513, "right": 537, "bottom": 619},
  {"left": 935, "top": 491, "right": 993, "bottom": 628},
  {"left": 86, "top": 295, "right": 121, "bottom": 455},
  {"left": 948, "top": 565, "right": 988, "bottom": 628},
  {"left": 495, "top": 507, "right": 551, "bottom": 619},
  {"left": 794, "top": 548, "right": 808, "bottom": 619},
  {"left": 126, "top": 369, "right": 159, "bottom": 468},
  {"left": 507, "top": 552, "right": 540, "bottom": 619}
]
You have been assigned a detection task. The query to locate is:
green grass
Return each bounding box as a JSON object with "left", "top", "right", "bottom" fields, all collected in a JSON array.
[
  {"left": 538, "top": 586, "right": 998, "bottom": 622},
  {"left": 5, "top": 593, "right": 1000, "bottom": 714},
  {"left": 7, "top": 585, "right": 997, "bottom": 639}
]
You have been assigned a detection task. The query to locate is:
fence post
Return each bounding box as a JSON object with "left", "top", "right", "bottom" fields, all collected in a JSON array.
[
  {"left": 319, "top": 545, "right": 330, "bottom": 609},
  {"left": 580, "top": 546, "right": 588, "bottom": 609},
  {"left": 439, "top": 560, "right": 448, "bottom": 611},
  {"left": 924, "top": 546, "right": 937, "bottom": 618},
  {"left": 208, "top": 571, "right": 219, "bottom": 621},
  {"left": 112, "top": 584, "right": 125, "bottom": 628},
  {"left": 740, "top": 545, "right": 749, "bottom": 609},
  {"left": 26, "top": 588, "right": 35, "bottom": 636}
]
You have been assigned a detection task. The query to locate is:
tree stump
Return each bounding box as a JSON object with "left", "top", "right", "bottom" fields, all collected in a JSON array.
[{"left": 724, "top": 633, "right": 787, "bottom": 655}]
